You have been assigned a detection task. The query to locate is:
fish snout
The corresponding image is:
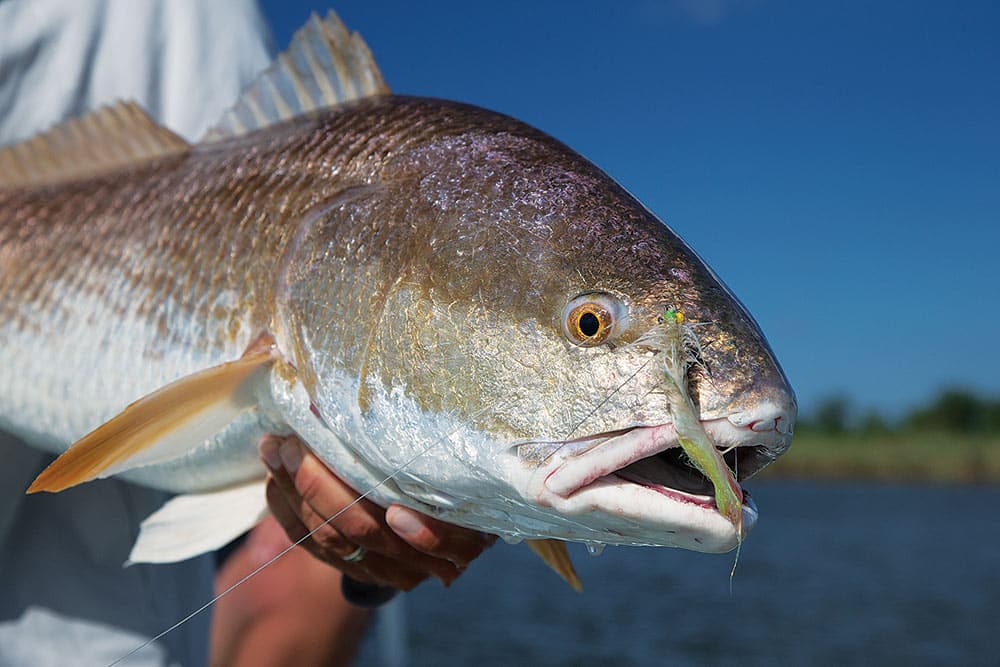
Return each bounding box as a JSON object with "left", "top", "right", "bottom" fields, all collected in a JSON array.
[
  {"left": 727, "top": 399, "right": 796, "bottom": 436},
  {"left": 716, "top": 386, "right": 797, "bottom": 480}
]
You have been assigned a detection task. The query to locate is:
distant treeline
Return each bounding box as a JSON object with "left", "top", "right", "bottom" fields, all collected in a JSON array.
[{"left": 798, "top": 389, "right": 1000, "bottom": 435}]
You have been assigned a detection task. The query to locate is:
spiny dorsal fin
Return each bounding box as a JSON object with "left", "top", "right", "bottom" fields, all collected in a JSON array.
[
  {"left": 27, "top": 351, "right": 275, "bottom": 494},
  {"left": 527, "top": 539, "right": 583, "bottom": 592},
  {"left": 203, "top": 11, "right": 390, "bottom": 142},
  {"left": 0, "top": 101, "right": 189, "bottom": 188}
]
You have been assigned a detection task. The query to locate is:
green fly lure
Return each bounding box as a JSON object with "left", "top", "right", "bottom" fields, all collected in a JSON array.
[{"left": 657, "top": 308, "right": 743, "bottom": 530}]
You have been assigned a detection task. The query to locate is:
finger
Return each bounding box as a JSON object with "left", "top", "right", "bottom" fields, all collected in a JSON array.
[
  {"left": 262, "top": 440, "right": 361, "bottom": 561},
  {"left": 263, "top": 472, "right": 308, "bottom": 544},
  {"left": 262, "top": 435, "right": 460, "bottom": 585},
  {"left": 284, "top": 439, "right": 462, "bottom": 584},
  {"left": 264, "top": 474, "right": 364, "bottom": 577},
  {"left": 264, "top": 440, "right": 414, "bottom": 587},
  {"left": 386, "top": 505, "right": 497, "bottom": 568},
  {"left": 265, "top": 476, "right": 429, "bottom": 587},
  {"left": 339, "top": 551, "right": 429, "bottom": 592}
]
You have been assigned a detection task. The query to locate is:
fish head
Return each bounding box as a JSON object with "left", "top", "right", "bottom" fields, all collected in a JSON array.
[{"left": 281, "top": 98, "right": 795, "bottom": 552}]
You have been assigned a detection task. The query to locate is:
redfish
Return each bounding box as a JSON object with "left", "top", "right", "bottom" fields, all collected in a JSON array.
[{"left": 0, "top": 12, "right": 795, "bottom": 587}]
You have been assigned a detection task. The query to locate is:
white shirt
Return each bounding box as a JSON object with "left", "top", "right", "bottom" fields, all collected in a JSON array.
[
  {"left": 0, "top": 1, "right": 272, "bottom": 664},
  {"left": 0, "top": 0, "right": 273, "bottom": 144}
]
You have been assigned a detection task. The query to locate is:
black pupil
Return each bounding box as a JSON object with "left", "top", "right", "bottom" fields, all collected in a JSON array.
[{"left": 579, "top": 311, "right": 601, "bottom": 337}]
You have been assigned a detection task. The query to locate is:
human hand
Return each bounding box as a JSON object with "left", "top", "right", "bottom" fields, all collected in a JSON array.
[{"left": 258, "top": 434, "right": 496, "bottom": 593}]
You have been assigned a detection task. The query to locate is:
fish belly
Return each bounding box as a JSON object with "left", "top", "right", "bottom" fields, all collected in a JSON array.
[{"left": 0, "top": 164, "right": 292, "bottom": 493}]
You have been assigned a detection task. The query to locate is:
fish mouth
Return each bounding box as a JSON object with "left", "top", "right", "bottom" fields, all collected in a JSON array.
[{"left": 520, "top": 419, "right": 788, "bottom": 551}]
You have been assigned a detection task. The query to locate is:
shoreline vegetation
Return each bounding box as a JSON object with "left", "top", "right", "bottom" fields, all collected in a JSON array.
[
  {"left": 756, "top": 389, "right": 1000, "bottom": 484},
  {"left": 759, "top": 431, "right": 1000, "bottom": 483}
]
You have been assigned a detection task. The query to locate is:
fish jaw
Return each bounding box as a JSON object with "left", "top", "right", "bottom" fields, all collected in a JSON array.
[
  {"left": 514, "top": 417, "right": 790, "bottom": 552},
  {"left": 532, "top": 473, "right": 758, "bottom": 553}
]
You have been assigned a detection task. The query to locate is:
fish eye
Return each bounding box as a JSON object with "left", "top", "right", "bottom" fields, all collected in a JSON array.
[{"left": 563, "top": 293, "right": 624, "bottom": 347}]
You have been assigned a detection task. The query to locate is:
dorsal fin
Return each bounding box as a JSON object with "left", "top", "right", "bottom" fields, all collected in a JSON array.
[
  {"left": 203, "top": 11, "right": 390, "bottom": 142},
  {"left": 0, "top": 101, "right": 189, "bottom": 188}
]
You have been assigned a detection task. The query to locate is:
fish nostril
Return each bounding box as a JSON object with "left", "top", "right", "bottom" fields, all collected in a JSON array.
[
  {"left": 728, "top": 401, "right": 796, "bottom": 434},
  {"left": 727, "top": 413, "right": 753, "bottom": 427}
]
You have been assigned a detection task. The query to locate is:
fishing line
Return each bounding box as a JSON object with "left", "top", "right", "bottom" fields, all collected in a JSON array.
[
  {"left": 652, "top": 311, "right": 747, "bottom": 594},
  {"left": 729, "top": 447, "right": 741, "bottom": 596},
  {"left": 114, "top": 344, "right": 650, "bottom": 665},
  {"left": 112, "top": 318, "right": 734, "bottom": 664},
  {"left": 530, "top": 353, "right": 655, "bottom": 466},
  {"left": 563, "top": 355, "right": 654, "bottom": 442},
  {"left": 108, "top": 407, "right": 487, "bottom": 667}
]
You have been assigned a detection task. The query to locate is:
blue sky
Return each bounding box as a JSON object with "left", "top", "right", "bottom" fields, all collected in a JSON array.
[{"left": 260, "top": 1, "right": 999, "bottom": 418}]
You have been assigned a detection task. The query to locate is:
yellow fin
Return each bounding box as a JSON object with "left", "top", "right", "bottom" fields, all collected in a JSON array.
[
  {"left": 27, "top": 352, "right": 275, "bottom": 494},
  {"left": 204, "top": 11, "right": 390, "bottom": 142},
  {"left": 0, "top": 101, "right": 189, "bottom": 188},
  {"left": 527, "top": 539, "right": 583, "bottom": 592}
]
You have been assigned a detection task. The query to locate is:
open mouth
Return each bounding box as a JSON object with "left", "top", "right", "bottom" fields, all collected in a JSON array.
[
  {"left": 617, "top": 447, "right": 717, "bottom": 504},
  {"left": 525, "top": 420, "right": 782, "bottom": 515},
  {"left": 513, "top": 418, "right": 790, "bottom": 550},
  {"left": 618, "top": 439, "right": 778, "bottom": 502}
]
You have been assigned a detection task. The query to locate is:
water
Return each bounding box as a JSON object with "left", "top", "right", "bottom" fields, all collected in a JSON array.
[{"left": 356, "top": 480, "right": 1000, "bottom": 666}]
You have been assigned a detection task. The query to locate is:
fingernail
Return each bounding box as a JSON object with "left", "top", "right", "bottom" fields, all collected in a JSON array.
[
  {"left": 386, "top": 506, "right": 423, "bottom": 539},
  {"left": 278, "top": 439, "right": 302, "bottom": 474},
  {"left": 259, "top": 438, "right": 282, "bottom": 471}
]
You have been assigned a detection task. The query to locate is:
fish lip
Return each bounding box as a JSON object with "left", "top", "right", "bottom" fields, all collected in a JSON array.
[
  {"left": 523, "top": 413, "right": 792, "bottom": 501},
  {"left": 611, "top": 470, "right": 717, "bottom": 509},
  {"left": 514, "top": 415, "right": 786, "bottom": 549},
  {"left": 538, "top": 422, "right": 735, "bottom": 511},
  {"left": 603, "top": 471, "right": 759, "bottom": 520},
  {"left": 703, "top": 416, "right": 793, "bottom": 480},
  {"left": 535, "top": 423, "right": 682, "bottom": 498},
  {"left": 513, "top": 421, "right": 771, "bottom": 551}
]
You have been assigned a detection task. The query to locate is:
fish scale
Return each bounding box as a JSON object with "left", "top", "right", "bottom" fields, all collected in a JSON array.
[
  {"left": 2, "top": 12, "right": 795, "bottom": 587},
  {"left": 0, "top": 99, "right": 457, "bottom": 470}
]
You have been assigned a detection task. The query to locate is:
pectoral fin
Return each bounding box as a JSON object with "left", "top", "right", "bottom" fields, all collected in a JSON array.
[
  {"left": 127, "top": 479, "right": 269, "bottom": 565},
  {"left": 27, "top": 351, "right": 275, "bottom": 494},
  {"left": 527, "top": 539, "right": 582, "bottom": 592}
]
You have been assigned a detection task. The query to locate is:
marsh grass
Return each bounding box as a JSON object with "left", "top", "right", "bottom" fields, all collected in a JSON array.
[{"left": 759, "top": 430, "right": 1000, "bottom": 483}]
